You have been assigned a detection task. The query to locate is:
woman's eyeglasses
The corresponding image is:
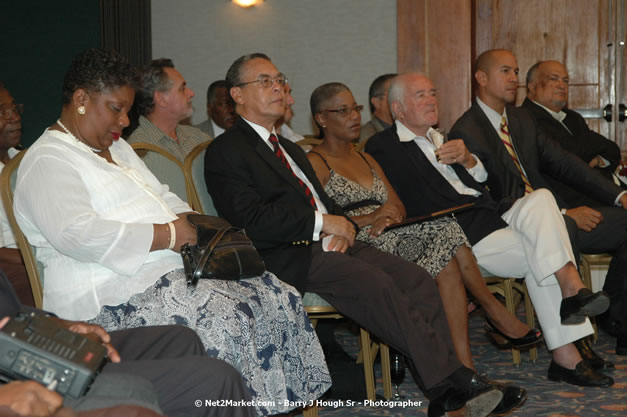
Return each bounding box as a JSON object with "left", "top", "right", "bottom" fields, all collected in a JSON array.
[{"left": 322, "top": 105, "right": 364, "bottom": 117}]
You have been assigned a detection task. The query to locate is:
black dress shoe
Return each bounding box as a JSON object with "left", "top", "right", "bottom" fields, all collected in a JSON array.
[
  {"left": 547, "top": 360, "right": 614, "bottom": 387},
  {"left": 560, "top": 288, "right": 610, "bottom": 324},
  {"left": 428, "top": 374, "right": 503, "bottom": 417},
  {"left": 483, "top": 379, "right": 527, "bottom": 415},
  {"left": 617, "top": 334, "right": 627, "bottom": 356},
  {"left": 485, "top": 316, "right": 543, "bottom": 348},
  {"left": 428, "top": 387, "right": 466, "bottom": 417},
  {"left": 463, "top": 374, "right": 504, "bottom": 417},
  {"left": 574, "top": 337, "right": 615, "bottom": 371}
]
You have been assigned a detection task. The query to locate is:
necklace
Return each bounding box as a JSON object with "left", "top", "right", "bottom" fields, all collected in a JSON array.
[{"left": 56, "top": 119, "right": 103, "bottom": 153}]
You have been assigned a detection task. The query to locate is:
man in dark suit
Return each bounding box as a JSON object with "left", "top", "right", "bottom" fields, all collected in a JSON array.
[
  {"left": 450, "top": 49, "right": 627, "bottom": 358},
  {"left": 524, "top": 61, "right": 621, "bottom": 190},
  {"left": 522, "top": 60, "right": 627, "bottom": 355},
  {"left": 0, "top": 270, "right": 255, "bottom": 417},
  {"left": 205, "top": 53, "right": 507, "bottom": 417},
  {"left": 366, "top": 72, "right": 612, "bottom": 388},
  {"left": 194, "top": 80, "right": 237, "bottom": 139}
]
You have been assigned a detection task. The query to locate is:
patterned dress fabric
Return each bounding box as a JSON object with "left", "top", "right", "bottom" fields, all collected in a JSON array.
[
  {"left": 90, "top": 270, "right": 331, "bottom": 416},
  {"left": 322, "top": 160, "right": 468, "bottom": 278}
]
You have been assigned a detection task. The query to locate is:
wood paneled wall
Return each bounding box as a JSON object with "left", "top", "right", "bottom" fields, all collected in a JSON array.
[{"left": 397, "top": 0, "right": 472, "bottom": 131}]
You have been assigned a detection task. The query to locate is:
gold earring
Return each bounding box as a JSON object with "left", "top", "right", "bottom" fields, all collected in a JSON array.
[{"left": 78, "top": 106, "right": 86, "bottom": 115}]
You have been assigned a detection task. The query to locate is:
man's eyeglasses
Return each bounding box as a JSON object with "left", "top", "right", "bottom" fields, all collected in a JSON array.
[
  {"left": 236, "top": 74, "right": 288, "bottom": 88},
  {"left": 0, "top": 104, "right": 24, "bottom": 121},
  {"left": 322, "top": 104, "right": 364, "bottom": 116}
]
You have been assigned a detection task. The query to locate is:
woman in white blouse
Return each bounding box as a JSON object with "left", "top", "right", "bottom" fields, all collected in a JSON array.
[{"left": 13, "top": 48, "right": 330, "bottom": 416}]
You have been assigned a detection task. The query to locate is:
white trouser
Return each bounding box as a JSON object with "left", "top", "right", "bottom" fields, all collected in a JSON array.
[{"left": 473, "top": 189, "right": 593, "bottom": 350}]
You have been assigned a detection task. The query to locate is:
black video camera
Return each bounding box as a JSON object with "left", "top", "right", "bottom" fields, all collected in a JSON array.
[{"left": 0, "top": 311, "right": 107, "bottom": 398}]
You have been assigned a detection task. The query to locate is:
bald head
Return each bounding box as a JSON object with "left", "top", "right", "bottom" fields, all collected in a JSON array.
[
  {"left": 474, "top": 49, "right": 512, "bottom": 74},
  {"left": 388, "top": 73, "right": 438, "bottom": 136},
  {"left": 526, "top": 60, "right": 569, "bottom": 112}
]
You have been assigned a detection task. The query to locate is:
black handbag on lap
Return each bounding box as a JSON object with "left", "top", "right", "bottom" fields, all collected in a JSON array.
[{"left": 181, "top": 214, "right": 266, "bottom": 287}]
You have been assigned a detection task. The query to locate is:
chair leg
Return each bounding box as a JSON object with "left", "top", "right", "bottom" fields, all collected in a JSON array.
[
  {"left": 302, "top": 404, "right": 318, "bottom": 417},
  {"left": 380, "top": 343, "right": 393, "bottom": 399},
  {"left": 359, "top": 328, "right": 376, "bottom": 400},
  {"left": 503, "top": 279, "right": 521, "bottom": 366},
  {"left": 522, "top": 283, "right": 538, "bottom": 362},
  {"left": 579, "top": 257, "right": 599, "bottom": 342}
]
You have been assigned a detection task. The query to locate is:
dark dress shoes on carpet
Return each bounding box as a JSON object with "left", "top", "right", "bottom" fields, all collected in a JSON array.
[
  {"left": 560, "top": 288, "right": 610, "bottom": 324},
  {"left": 428, "top": 374, "right": 503, "bottom": 417},
  {"left": 547, "top": 360, "right": 614, "bottom": 387},
  {"left": 482, "top": 379, "right": 527, "bottom": 416},
  {"left": 574, "top": 337, "right": 614, "bottom": 371}
]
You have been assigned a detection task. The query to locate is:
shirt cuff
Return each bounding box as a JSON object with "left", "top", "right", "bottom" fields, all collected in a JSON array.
[
  {"left": 313, "top": 211, "right": 323, "bottom": 241},
  {"left": 467, "top": 154, "right": 488, "bottom": 182},
  {"left": 614, "top": 191, "right": 627, "bottom": 207},
  {"left": 596, "top": 155, "right": 610, "bottom": 168}
]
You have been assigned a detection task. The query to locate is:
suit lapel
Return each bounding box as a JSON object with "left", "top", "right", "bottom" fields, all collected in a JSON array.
[{"left": 235, "top": 118, "right": 313, "bottom": 204}]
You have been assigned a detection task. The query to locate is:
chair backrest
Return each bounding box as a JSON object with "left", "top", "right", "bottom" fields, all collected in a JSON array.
[
  {"left": 183, "top": 141, "right": 218, "bottom": 216},
  {"left": 296, "top": 137, "right": 322, "bottom": 152},
  {"left": 0, "top": 149, "right": 44, "bottom": 308},
  {"left": 131, "top": 142, "right": 193, "bottom": 204}
]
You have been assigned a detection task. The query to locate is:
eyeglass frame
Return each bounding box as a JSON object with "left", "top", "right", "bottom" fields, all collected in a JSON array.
[
  {"left": 0, "top": 103, "right": 24, "bottom": 121},
  {"left": 321, "top": 104, "right": 364, "bottom": 117},
  {"left": 235, "top": 74, "right": 288, "bottom": 88}
]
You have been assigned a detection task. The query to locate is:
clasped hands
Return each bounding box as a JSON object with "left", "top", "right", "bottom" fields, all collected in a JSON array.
[
  {"left": 367, "top": 204, "right": 403, "bottom": 238},
  {"left": 321, "top": 214, "right": 356, "bottom": 253}
]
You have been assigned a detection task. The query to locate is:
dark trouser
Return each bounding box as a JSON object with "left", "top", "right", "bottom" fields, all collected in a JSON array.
[
  {"left": 569, "top": 206, "right": 627, "bottom": 335},
  {"left": 305, "top": 241, "right": 465, "bottom": 399},
  {"left": 74, "top": 326, "right": 255, "bottom": 417}
]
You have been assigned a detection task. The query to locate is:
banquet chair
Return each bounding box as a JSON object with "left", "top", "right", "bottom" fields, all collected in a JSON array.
[
  {"left": 183, "top": 141, "right": 218, "bottom": 215},
  {"left": 296, "top": 137, "right": 322, "bottom": 152},
  {"left": 482, "top": 268, "right": 538, "bottom": 365},
  {"left": 0, "top": 149, "right": 44, "bottom": 308},
  {"left": 302, "top": 292, "right": 393, "bottom": 401},
  {"left": 131, "top": 142, "right": 194, "bottom": 205}
]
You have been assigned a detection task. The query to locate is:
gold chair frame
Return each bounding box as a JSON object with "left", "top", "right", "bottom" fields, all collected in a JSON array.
[
  {"left": 131, "top": 142, "right": 195, "bottom": 206},
  {"left": 0, "top": 149, "right": 44, "bottom": 308}
]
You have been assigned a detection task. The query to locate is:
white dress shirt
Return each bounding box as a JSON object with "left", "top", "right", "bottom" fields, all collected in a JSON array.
[
  {"left": 14, "top": 129, "right": 191, "bottom": 320},
  {"left": 211, "top": 119, "right": 225, "bottom": 138},
  {"left": 0, "top": 147, "right": 19, "bottom": 248},
  {"left": 395, "top": 120, "right": 486, "bottom": 196},
  {"left": 279, "top": 124, "right": 305, "bottom": 143},
  {"left": 241, "top": 117, "right": 326, "bottom": 240}
]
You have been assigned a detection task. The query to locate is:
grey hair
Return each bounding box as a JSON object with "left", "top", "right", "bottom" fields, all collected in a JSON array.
[
  {"left": 225, "top": 53, "right": 272, "bottom": 90},
  {"left": 387, "top": 72, "right": 429, "bottom": 119},
  {"left": 525, "top": 61, "right": 543, "bottom": 88},
  {"left": 310, "top": 82, "right": 351, "bottom": 137},
  {"left": 135, "top": 58, "right": 175, "bottom": 116}
]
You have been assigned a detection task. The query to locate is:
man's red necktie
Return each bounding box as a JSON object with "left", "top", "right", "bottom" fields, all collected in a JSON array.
[{"left": 268, "top": 134, "right": 316, "bottom": 208}]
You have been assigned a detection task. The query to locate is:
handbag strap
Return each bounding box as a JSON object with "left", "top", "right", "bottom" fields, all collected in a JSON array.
[{"left": 192, "top": 226, "right": 237, "bottom": 282}]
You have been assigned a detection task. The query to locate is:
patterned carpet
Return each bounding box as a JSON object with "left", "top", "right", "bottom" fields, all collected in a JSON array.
[{"left": 302, "top": 312, "right": 626, "bottom": 417}]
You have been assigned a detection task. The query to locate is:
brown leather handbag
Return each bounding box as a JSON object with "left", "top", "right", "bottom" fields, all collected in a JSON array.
[{"left": 180, "top": 214, "right": 266, "bottom": 287}]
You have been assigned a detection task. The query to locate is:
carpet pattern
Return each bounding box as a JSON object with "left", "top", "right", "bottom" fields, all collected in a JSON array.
[{"left": 306, "top": 312, "right": 626, "bottom": 417}]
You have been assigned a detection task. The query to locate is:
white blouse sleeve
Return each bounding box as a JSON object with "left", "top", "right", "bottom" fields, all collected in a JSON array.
[{"left": 15, "top": 154, "right": 154, "bottom": 276}]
